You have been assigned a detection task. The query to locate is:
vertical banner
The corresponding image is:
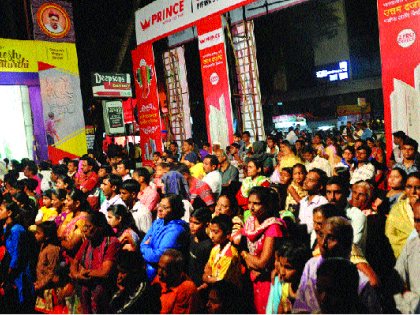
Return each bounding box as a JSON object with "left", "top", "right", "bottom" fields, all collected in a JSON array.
[
  {"left": 196, "top": 15, "right": 234, "bottom": 150},
  {"left": 378, "top": 0, "right": 420, "bottom": 160},
  {"left": 132, "top": 43, "right": 163, "bottom": 166},
  {"left": 31, "top": 0, "right": 76, "bottom": 42}
]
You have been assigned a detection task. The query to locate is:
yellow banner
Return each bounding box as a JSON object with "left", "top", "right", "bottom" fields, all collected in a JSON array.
[
  {"left": 337, "top": 104, "right": 371, "bottom": 116},
  {"left": 0, "top": 38, "right": 79, "bottom": 74}
]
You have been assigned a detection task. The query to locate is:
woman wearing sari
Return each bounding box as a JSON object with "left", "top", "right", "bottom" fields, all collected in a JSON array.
[
  {"left": 239, "top": 186, "right": 287, "bottom": 314},
  {"left": 236, "top": 159, "right": 270, "bottom": 221},
  {"left": 57, "top": 188, "right": 90, "bottom": 260}
]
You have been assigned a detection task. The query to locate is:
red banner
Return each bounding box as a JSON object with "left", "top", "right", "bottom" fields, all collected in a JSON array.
[
  {"left": 132, "top": 43, "right": 162, "bottom": 167},
  {"left": 378, "top": 0, "right": 420, "bottom": 161},
  {"left": 196, "top": 16, "right": 234, "bottom": 150}
]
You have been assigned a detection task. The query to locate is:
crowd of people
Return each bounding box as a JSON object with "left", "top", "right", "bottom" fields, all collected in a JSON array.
[{"left": 1, "top": 119, "right": 420, "bottom": 314}]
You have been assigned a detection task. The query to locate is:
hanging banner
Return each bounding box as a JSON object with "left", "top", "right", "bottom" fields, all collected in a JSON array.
[
  {"left": 132, "top": 43, "right": 163, "bottom": 166},
  {"left": 31, "top": 0, "right": 76, "bottom": 43},
  {"left": 91, "top": 72, "right": 132, "bottom": 98},
  {"left": 122, "top": 98, "right": 136, "bottom": 124},
  {"left": 197, "top": 15, "right": 234, "bottom": 150},
  {"left": 378, "top": 0, "right": 420, "bottom": 159},
  {"left": 135, "top": 0, "right": 259, "bottom": 44}
]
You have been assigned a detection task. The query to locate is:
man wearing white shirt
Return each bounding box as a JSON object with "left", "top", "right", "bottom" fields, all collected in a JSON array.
[
  {"left": 99, "top": 174, "right": 125, "bottom": 216},
  {"left": 299, "top": 168, "right": 329, "bottom": 234},
  {"left": 302, "top": 146, "right": 332, "bottom": 177},
  {"left": 119, "top": 179, "right": 152, "bottom": 235},
  {"left": 350, "top": 144, "right": 375, "bottom": 185},
  {"left": 202, "top": 155, "right": 222, "bottom": 199},
  {"left": 116, "top": 160, "right": 132, "bottom": 181}
]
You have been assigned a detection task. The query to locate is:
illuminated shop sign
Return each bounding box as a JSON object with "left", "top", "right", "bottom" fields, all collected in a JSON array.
[{"left": 316, "top": 61, "right": 349, "bottom": 82}]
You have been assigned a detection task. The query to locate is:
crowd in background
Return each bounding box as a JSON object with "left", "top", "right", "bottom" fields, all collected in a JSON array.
[{"left": 1, "top": 119, "right": 420, "bottom": 314}]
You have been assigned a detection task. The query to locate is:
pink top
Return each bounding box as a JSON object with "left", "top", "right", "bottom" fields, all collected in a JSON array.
[
  {"left": 33, "top": 175, "right": 42, "bottom": 195},
  {"left": 138, "top": 185, "right": 160, "bottom": 212}
]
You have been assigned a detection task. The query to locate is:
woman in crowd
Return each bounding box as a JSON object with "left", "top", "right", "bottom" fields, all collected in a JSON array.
[
  {"left": 0, "top": 200, "right": 34, "bottom": 312},
  {"left": 236, "top": 158, "right": 270, "bottom": 217},
  {"left": 386, "top": 172, "right": 420, "bottom": 259},
  {"left": 140, "top": 194, "right": 189, "bottom": 281},
  {"left": 106, "top": 204, "right": 142, "bottom": 251},
  {"left": 248, "top": 141, "right": 273, "bottom": 176},
  {"left": 56, "top": 174, "right": 75, "bottom": 192},
  {"left": 57, "top": 188, "right": 90, "bottom": 260},
  {"left": 240, "top": 186, "right": 287, "bottom": 314},
  {"left": 214, "top": 194, "right": 244, "bottom": 244},
  {"left": 70, "top": 212, "right": 121, "bottom": 314},
  {"left": 367, "top": 137, "right": 384, "bottom": 165},
  {"left": 383, "top": 168, "right": 407, "bottom": 214},
  {"left": 52, "top": 189, "right": 68, "bottom": 227}
]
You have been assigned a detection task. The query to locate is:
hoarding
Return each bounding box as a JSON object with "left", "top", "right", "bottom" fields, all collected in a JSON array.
[{"left": 92, "top": 72, "right": 132, "bottom": 98}]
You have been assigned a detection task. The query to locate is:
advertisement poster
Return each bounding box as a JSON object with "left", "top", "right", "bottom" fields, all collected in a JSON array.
[
  {"left": 132, "top": 43, "right": 163, "bottom": 166},
  {"left": 85, "top": 126, "right": 95, "bottom": 150},
  {"left": 102, "top": 100, "right": 125, "bottom": 135},
  {"left": 197, "top": 15, "right": 234, "bottom": 150},
  {"left": 31, "top": 0, "right": 76, "bottom": 42},
  {"left": 39, "top": 62, "right": 87, "bottom": 162},
  {"left": 378, "top": 0, "right": 420, "bottom": 158},
  {"left": 91, "top": 72, "right": 132, "bottom": 98}
]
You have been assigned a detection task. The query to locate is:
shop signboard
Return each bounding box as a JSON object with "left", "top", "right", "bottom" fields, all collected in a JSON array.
[
  {"left": 85, "top": 126, "right": 95, "bottom": 150},
  {"left": 92, "top": 72, "right": 132, "bottom": 98},
  {"left": 135, "top": 0, "right": 259, "bottom": 44},
  {"left": 196, "top": 15, "right": 234, "bottom": 149},
  {"left": 132, "top": 43, "right": 163, "bottom": 166},
  {"left": 102, "top": 100, "right": 125, "bottom": 135},
  {"left": 31, "top": 0, "right": 76, "bottom": 43},
  {"left": 378, "top": 0, "right": 420, "bottom": 159},
  {"left": 337, "top": 104, "right": 371, "bottom": 116}
]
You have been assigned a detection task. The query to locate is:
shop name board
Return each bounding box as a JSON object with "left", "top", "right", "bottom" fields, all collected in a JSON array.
[
  {"left": 135, "top": 0, "right": 257, "bottom": 44},
  {"left": 0, "top": 49, "right": 29, "bottom": 69},
  {"left": 91, "top": 72, "right": 132, "bottom": 98}
]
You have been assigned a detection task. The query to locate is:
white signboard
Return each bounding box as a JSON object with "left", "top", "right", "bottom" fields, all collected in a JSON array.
[
  {"left": 103, "top": 100, "right": 126, "bottom": 135},
  {"left": 135, "top": 0, "right": 257, "bottom": 44}
]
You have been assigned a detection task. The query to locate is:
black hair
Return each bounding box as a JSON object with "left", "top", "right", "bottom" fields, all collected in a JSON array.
[
  {"left": 162, "top": 248, "right": 184, "bottom": 275},
  {"left": 85, "top": 157, "right": 96, "bottom": 167},
  {"left": 117, "top": 250, "right": 145, "bottom": 273},
  {"left": 25, "top": 160, "right": 38, "bottom": 175},
  {"left": 121, "top": 179, "right": 141, "bottom": 194},
  {"left": 134, "top": 167, "right": 151, "bottom": 185},
  {"left": 67, "top": 188, "right": 91, "bottom": 212},
  {"left": 313, "top": 203, "right": 347, "bottom": 219},
  {"left": 86, "top": 211, "right": 115, "bottom": 237},
  {"left": 276, "top": 239, "right": 312, "bottom": 275},
  {"left": 11, "top": 160, "right": 22, "bottom": 172},
  {"left": 248, "top": 186, "right": 280, "bottom": 218},
  {"left": 42, "top": 189, "right": 54, "bottom": 199},
  {"left": 247, "top": 158, "right": 263, "bottom": 174},
  {"left": 107, "top": 204, "right": 142, "bottom": 239},
  {"left": 4, "top": 170, "right": 19, "bottom": 183},
  {"left": 282, "top": 167, "right": 293, "bottom": 177},
  {"left": 326, "top": 176, "right": 350, "bottom": 195},
  {"left": 242, "top": 131, "right": 251, "bottom": 137},
  {"left": 390, "top": 167, "right": 408, "bottom": 187},
  {"left": 12, "top": 179, "right": 26, "bottom": 192},
  {"left": 356, "top": 144, "right": 372, "bottom": 157},
  {"left": 68, "top": 159, "right": 78, "bottom": 167},
  {"left": 233, "top": 132, "right": 242, "bottom": 138},
  {"left": 190, "top": 207, "right": 212, "bottom": 224},
  {"left": 175, "top": 164, "right": 190, "bottom": 175},
  {"left": 105, "top": 174, "right": 123, "bottom": 193},
  {"left": 99, "top": 164, "right": 112, "bottom": 175},
  {"left": 292, "top": 163, "right": 307, "bottom": 174},
  {"left": 3, "top": 201, "right": 21, "bottom": 239},
  {"left": 170, "top": 141, "right": 178, "bottom": 148},
  {"left": 163, "top": 194, "right": 185, "bottom": 220},
  {"left": 210, "top": 214, "right": 233, "bottom": 234},
  {"left": 302, "top": 145, "right": 315, "bottom": 155},
  {"left": 204, "top": 154, "right": 219, "bottom": 167},
  {"left": 52, "top": 164, "right": 68, "bottom": 177},
  {"left": 37, "top": 221, "right": 60, "bottom": 246},
  {"left": 57, "top": 175, "right": 75, "bottom": 190},
  {"left": 117, "top": 159, "right": 131, "bottom": 170},
  {"left": 343, "top": 145, "right": 355, "bottom": 155},
  {"left": 38, "top": 161, "right": 50, "bottom": 171},
  {"left": 403, "top": 136, "right": 419, "bottom": 152},
  {"left": 209, "top": 280, "right": 247, "bottom": 314},
  {"left": 153, "top": 152, "right": 162, "bottom": 157},
  {"left": 217, "top": 194, "right": 240, "bottom": 217},
  {"left": 309, "top": 168, "right": 328, "bottom": 191},
  {"left": 185, "top": 138, "right": 194, "bottom": 146},
  {"left": 407, "top": 171, "right": 420, "bottom": 183},
  {"left": 52, "top": 189, "right": 67, "bottom": 201}
]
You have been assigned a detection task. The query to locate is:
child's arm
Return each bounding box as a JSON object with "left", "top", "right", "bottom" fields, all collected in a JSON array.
[
  {"left": 202, "top": 262, "right": 218, "bottom": 284},
  {"left": 287, "top": 184, "right": 303, "bottom": 203}
]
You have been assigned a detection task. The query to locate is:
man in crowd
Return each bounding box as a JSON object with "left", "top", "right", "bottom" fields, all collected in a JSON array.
[
  {"left": 99, "top": 174, "right": 125, "bottom": 216},
  {"left": 180, "top": 139, "right": 196, "bottom": 164},
  {"left": 359, "top": 121, "right": 373, "bottom": 140},
  {"left": 79, "top": 157, "right": 99, "bottom": 194},
  {"left": 390, "top": 131, "right": 406, "bottom": 168},
  {"left": 169, "top": 141, "right": 181, "bottom": 162},
  {"left": 233, "top": 132, "right": 246, "bottom": 157},
  {"left": 393, "top": 137, "right": 420, "bottom": 174},
  {"left": 302, "top": 146, "right": 332, "bottom": 177},
  {"left": 116, "top": 160, "right": 132, "bottom": 181},
  {"left": 120, "top": 179, "right": 152, "bottom": 235},
  {"left": 216, "top": 149, "right": 239, "bottom": 187},
  {"left": 202, "top": 155, "right": 222, "bottom": 199},
  {"left": 294, "top": 217, "right": 381, "bottom": 313},
  {"left": 152, "top": 249, "right": 200, "bottom": 314},
  {"left": 299, "top": 168, "right": 328, "bottom": 234},
  {"left": 350, "top": 144, "right": 375, "bottom": 185},
  {"left": 23, "top": 160, "right": 42, "bottom": 195},
  {"left": 177, "top": 164, "right": 215, "bottom": 211},
  {"left": 335, "top": 145, "right": 355, "bottom": 170}
]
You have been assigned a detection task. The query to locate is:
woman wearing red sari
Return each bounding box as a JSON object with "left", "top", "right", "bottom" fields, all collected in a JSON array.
[{"left": 240, "top": 186, "right": 287, "bottom": 314}]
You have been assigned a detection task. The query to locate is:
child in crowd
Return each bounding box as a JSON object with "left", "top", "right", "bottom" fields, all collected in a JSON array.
[
  {"left": 36, "top": 189, "right": 58, "bottom": 224},
  {"left": 203, "top": 214, "right": 241, "bottom": 289},
  {"left": 266, "top": 239, "right": 311, "bottom": 314},
  {"left": 51, "top": 189, "right": 67, "bottom": 227},
  {"left": 152, "top": 162, "right": 165, "bottom": 191},
  {"left": 213, "top": 195, "right": 244, "bottom": 245},
  {"left": 188, "top": 208, "right": 213, "bottom": 290},
  {"left": 67, "top": 160, "right": 78, "bottom": 180},
  {"left": 34, "top": 221, "right": 61, "bottom": 313},
  {"left": 284, "top": 164, "right": 308, "bottom": 212}
]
